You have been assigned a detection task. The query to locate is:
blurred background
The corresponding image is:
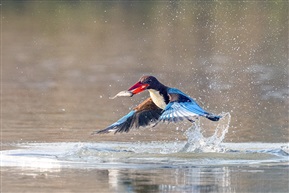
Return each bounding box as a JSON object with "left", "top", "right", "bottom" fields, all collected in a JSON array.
[{"left": 2, "top": 1, "right": 288, "bottom": 143}]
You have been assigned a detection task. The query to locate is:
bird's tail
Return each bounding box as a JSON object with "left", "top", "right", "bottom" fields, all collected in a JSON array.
[{"left": 205, "top": 114, "right": 222, "bottom": 121}]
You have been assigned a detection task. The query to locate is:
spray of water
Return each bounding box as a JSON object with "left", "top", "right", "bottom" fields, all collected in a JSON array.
[{"left": 180, "top": 112, "right": 231, "bottom": 153}]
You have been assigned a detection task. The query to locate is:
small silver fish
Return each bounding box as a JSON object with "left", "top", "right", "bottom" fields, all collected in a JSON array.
[{"left": 109, "top": 90, "right": 133, "bottom": 99}]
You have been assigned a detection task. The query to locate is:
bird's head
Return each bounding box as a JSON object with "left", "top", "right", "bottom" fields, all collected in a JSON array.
[{"left": 128, "top": 76, "right": 161, "bottom": 95}]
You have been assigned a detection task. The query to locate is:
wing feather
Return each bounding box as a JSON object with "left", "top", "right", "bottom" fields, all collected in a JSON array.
[
  {"left": 159, "top": 88, "right": 221, "bottom": 123},
  {"left": 93, "top": 98, "right": 162, "bottom": 134}
]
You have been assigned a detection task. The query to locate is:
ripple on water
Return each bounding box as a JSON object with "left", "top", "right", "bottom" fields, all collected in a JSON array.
[
  {"left": 1, "top": 112, "right": 288, "bottom": 169},
  {"left": 1, "top": 141, "right": 288, "bottom": 169}
]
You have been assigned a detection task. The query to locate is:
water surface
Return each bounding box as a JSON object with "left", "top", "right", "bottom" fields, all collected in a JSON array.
[{"left": 1, "top": 141, "right": 289, "bottom": 193}]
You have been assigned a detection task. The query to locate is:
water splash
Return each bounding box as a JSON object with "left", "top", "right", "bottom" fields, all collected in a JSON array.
[{"left": 180, "top": 112, "right": 231, "bottom": 153}]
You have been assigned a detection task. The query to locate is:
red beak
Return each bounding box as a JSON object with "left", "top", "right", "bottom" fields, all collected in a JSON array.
[{"left": 128, "top": 81, "right": 149, "bottom": 95}]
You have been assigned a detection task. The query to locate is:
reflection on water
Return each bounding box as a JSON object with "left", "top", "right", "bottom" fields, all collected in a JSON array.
[
  {"left": 2, "top": 165, "right": 289, "bottom": 193},
  {"left": 1, "top": 1, "right": 289, "bottom": 193},
  {"left": 108, "top": 167, "right": 232, "bottom": 193},
  {"left": 107, "top": 166, "right": 285, "bottom": 193}
]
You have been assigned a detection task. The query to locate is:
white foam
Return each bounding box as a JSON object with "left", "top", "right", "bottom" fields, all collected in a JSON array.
[{"left": 180, "top": 112, "right": 231, "bottom": 152}]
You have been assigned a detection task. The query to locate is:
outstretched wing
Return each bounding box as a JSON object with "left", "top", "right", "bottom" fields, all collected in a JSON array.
[
  {"left": 93, "top": 98, "right": 162, "bottom": 134},
  {"left": 159, "top": 88, "right": 221, "bottom": 123}
]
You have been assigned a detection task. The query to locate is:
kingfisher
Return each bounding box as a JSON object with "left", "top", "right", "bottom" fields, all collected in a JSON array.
[{"left": 93, "top": 75, "right": 221, "bottom": 134}]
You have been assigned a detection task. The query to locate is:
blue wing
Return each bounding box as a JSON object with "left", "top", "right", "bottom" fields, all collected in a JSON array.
[
  {"left": 93, "top": 98, "right": 163, "bottom": 134},
  {"left": 159, "top": 88, "right": 221, "bottom": 122}
]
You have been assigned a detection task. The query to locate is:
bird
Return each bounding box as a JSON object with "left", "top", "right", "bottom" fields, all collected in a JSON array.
[{"left": 93, "top": 75, "right": 221, "bottom": 134}]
